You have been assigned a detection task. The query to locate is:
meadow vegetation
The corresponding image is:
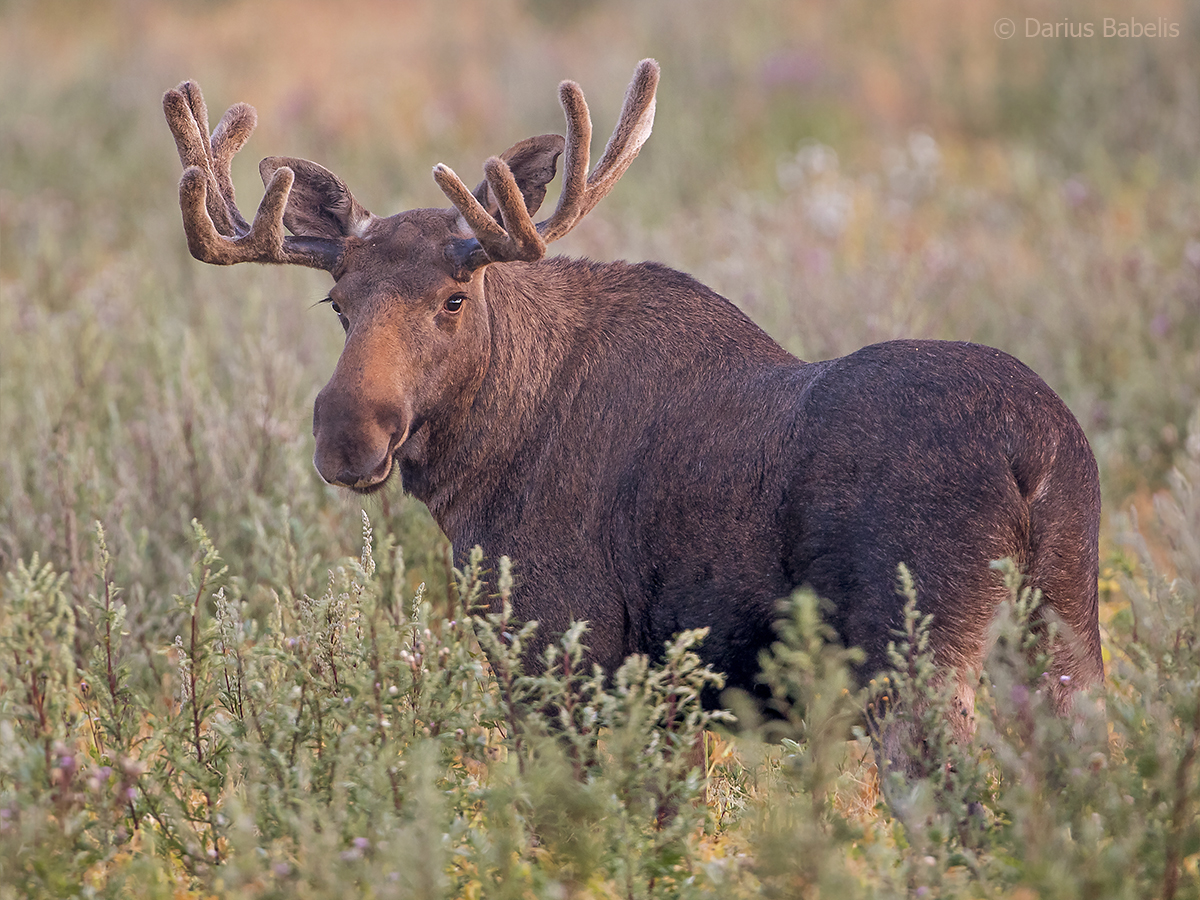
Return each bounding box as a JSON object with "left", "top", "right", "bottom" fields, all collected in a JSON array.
[{"left": 2, "top": 0, "right": 1199, "bottom": 896}]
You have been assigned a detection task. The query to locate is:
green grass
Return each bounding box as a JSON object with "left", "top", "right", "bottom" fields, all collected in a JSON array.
[{"left": 2, "top": 0, "right": 1200, "bottom": 896}]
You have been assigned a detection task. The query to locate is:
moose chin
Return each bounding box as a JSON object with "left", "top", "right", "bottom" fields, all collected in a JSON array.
[{"left": 164, "top": 59, "right": 1103, "bottom": 776}]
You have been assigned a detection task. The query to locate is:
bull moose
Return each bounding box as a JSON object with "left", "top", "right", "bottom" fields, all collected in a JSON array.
[{"left": 163, "top": 60, "right": 1103, "bottom": 756}]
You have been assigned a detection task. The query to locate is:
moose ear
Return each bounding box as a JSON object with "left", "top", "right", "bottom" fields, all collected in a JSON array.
[
  {"left": 259, "top": 156, "right": 374, "bottom": 239},
  {"left": 472, "top": 134, "right": 566, "bottom": 221}
]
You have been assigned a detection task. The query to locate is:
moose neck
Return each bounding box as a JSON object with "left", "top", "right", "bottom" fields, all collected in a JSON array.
[
  {"left": 397, "top": 257, "right": 604, "bottom": 537},
  {"left": 398, "top": 255, "right": 799, "bottom": 550}
]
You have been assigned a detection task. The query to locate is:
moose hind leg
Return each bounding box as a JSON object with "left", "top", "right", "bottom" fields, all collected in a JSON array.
[
  {"left": 1025, "top": 464, "right": 1104, "bottom": 715},
  {"left": 869, "top": 664, "right": 979, "bottom": 791}
]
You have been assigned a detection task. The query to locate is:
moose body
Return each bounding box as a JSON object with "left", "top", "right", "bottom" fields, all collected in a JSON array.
[
  {"left": 388, "top": 256, "right": 1102, "bottom": 719},
  {"left": 164, "top": 60, "right": 1103, "bottom": 745}
]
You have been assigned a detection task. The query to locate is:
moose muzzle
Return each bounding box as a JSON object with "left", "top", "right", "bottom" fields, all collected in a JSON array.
[
  {"left": 312, "top": 387, "right": 409, "bottom": 490},
  {"left": 311, "top": 340, "right": 410, "bottom": 492}
]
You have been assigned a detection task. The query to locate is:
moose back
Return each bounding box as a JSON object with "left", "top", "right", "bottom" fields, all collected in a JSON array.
[{"left": 164, "top": 60, "right": 1103, "bottom": 743}]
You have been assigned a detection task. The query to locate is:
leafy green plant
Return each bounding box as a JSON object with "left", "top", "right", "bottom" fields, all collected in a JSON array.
[{"left": 2, "top": 452, "right": 1200, "bottom": 898}]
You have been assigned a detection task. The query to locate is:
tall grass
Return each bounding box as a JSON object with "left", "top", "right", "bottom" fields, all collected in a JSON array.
[
  {"left": 2, "top": 0, "right": 1200, "bottom": 895},
  {"left": 2, "top": 459, "right": 1198, "bottom": 897}
]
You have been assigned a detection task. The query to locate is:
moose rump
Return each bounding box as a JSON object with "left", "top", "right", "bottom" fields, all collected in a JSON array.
[{"left": 775, "top": 340, "right": 1102, "bottom": 726}]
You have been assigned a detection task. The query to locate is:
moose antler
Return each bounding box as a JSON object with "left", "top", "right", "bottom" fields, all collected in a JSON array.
[
  {"left": 433, "top": 58, "right": 659, "bottom": 264},
  {"left": 163, "top": 81, "right": 342, "bottom": 270}
]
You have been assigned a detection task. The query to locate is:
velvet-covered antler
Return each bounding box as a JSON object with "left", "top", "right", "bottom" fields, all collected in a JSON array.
[
  {"left": 163, "top": 81, "right": 343, "bottom": 270},
  {"left": 433, "top": 58, "right": 659, "bottom": 265}
]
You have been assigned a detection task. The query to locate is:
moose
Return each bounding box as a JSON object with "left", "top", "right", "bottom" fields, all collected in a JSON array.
[{"left": 163, "top": 60, "right": 1103, "bottom": 760}]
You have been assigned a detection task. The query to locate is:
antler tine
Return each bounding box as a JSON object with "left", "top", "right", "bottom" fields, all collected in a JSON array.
[
  {"left": 576, "top": 59, "right": 658, "bottom": 221},
  {"left": 208, "top": 100, "right": 257, "bottom": 234},
  {"left": 165, "top": 83, "right": 236, "bottom": 237},
  {"left": 534, "top": 80, "right": 592, "bottom": 243},
  {"left": 164, "top": 81, "right": 335, "bottom": 269}
]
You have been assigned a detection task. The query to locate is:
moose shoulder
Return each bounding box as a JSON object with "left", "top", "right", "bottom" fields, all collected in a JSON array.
[{"left": 164, "top": 60, "right": 1103, "bottom": 747}]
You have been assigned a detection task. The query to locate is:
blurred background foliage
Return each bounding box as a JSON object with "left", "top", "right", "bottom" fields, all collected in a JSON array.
[{"left": 2, "top": 0, "right": 1199, "bottom": 713}]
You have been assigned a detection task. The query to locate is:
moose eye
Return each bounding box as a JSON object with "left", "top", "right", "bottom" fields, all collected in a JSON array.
[
  {"left": 444, "top": 293, "right": 467, "bottom": 313},
  {"left": 326, "top": 298, "right": 349, "bottom": 333}
]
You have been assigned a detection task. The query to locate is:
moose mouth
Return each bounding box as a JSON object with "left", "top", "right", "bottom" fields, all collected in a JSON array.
[
  {"left": 339, "top": 424, "right": 423, "bottom": 495},
  {"left": 317, "top": 429, "right": 407, "bottom": 495},
  {"left": 344, "top": 460, "right": 395, "bottom": 495}
]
